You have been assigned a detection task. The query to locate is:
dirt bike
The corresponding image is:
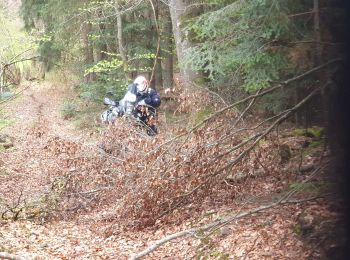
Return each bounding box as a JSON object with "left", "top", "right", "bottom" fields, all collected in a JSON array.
[{"left": 101, "top": 97, "right": 158, "bottom": 136}]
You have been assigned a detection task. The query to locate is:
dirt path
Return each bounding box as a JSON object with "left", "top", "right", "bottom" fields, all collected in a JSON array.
[
  {"left": 3, "top": 81, "right": 86, "bottom": 141},
  {"left": 0, "top": 81, "right": 116, "bottom": 259},
  {"left": 0, "top": 81, "right": 171, "bottom": 260}
]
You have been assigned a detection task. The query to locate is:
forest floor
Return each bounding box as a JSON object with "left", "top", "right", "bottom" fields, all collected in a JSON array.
[{"left": 0, "top": 81, "right": 347, "bottom": 259}]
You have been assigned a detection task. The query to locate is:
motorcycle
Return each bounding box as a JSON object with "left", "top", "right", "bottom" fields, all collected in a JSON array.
[{"left": 101, "top": 97, "right": 158, "bottom": 136}]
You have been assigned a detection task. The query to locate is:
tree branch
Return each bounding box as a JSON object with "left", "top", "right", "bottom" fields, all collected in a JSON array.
[
  {"left": 129, "top": 166, "right": 326, "bottom": 260},
  {"left": 156, "top": 86, "right": 321, "bottom": 220},
  {"left": 150, "top": 58, "right": 342, "bottom": 152}
]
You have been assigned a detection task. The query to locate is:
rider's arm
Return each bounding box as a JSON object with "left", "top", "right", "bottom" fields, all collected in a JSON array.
[
  {"left": 143, "top": 89, "right": 161, "bottom": 108},
  {"left": 119, "top": 84, "right": 137, "bottom": 114}
]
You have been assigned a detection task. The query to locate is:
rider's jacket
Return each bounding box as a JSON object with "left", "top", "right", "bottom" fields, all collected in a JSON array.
[{"left": 119, "top": 83, "right": 161, "bottom": 113}]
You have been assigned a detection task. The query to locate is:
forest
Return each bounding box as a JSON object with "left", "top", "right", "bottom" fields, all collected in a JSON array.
[{"left": 1, "top": 0, "right": 350, "bottom": 259}]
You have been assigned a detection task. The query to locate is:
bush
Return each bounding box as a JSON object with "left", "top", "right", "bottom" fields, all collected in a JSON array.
[{"left": 59, "top": 101, "right": 77, "bottom": 119}]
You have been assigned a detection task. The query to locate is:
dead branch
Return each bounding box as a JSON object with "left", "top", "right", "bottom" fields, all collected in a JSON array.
[
  {"left": 2, "top": 56, "right": 40, "bottom": 68},
  {"left": 150, "top": 58, "right": 342, "bottom": 152},
  {"left": 161, "top": 87, "right": 321, "bottom": 216},
  {"left": 152, "top": 87, "right": 321, "bottom": 221},
  {"left": 130, "top": 167, "right": 326, "bottom": 260},
  {"left": 233, "top": 88, "right": 262, "bottom": 127},
  {"left": 0, "top": 252, "right": 26, "bottom": 260},
  {"left": 0, "top": 85, "right": 30, "bottom": 106},
  {"left": 133, "top": 196, "right": 325, "bottom": 259}
]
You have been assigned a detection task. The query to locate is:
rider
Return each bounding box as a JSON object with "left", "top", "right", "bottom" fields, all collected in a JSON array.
[{"left": 118, "top": 75, "right": 161, "bottom": 115}]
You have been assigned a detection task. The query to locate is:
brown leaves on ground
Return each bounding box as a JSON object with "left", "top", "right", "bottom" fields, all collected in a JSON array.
[{"left": 0, "top": 82, "right": 345, "bottom": 259}]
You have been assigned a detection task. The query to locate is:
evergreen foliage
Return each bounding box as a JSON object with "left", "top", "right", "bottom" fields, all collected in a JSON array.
[
  {"left": 19, "top": 0, "right": 163, "bottom": 98},
  {"left": 183, "top": 0, "right": 313, "bottom": 92}
]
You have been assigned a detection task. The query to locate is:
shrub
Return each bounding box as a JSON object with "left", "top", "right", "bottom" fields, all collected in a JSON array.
[{"left": 59, "top": 101, "right": 77, "bottom": 119}]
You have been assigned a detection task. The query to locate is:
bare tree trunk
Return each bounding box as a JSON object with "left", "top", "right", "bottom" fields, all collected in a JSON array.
[
  {"left": 313, "top": 0, "right": 322, "bottom": 65},
  {"left": 96, "top": 8, "right": 108, "bottom": 62},
  {"left": 313, "top": 0, "right": 328, "bottom": 126},
  {"left": 160, "top": 5, "right": 173, "bottom": 89},
  {"left": 83, "top": 20, "right": 95, "bottom": 83},
  {"left": 115, "top": 3, "right": 130, "bottom": 81},
  {"left": 148, "top": 0, "right": 163, "bottom": 89},
  {"left": 169, "top": 0, "right": 199, "bottom": 88}
]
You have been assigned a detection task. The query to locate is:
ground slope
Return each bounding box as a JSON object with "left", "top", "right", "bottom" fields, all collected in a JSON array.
[{"left": 0, "top": 81, "right": 345, "bottom": 259}]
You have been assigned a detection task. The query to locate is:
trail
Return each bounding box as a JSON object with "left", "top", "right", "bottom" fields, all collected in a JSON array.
[
  {"left": 0, "top": 81, "right": 189, "bottom": 259},
  {"left": 0, "top": 81, "right": 121, "bottom": 259}
]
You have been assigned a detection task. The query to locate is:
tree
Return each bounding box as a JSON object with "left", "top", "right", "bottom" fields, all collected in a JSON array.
[
  {"left": 159, "top": 4, "right": 173, "bottom": 89},
  {"left": 169, "top": 0, "right": 199, "bottom": 88}
]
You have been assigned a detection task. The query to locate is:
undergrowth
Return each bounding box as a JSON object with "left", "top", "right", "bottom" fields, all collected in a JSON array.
[{"left": 1, "top": 87, "right": 328, "bottom": 232}]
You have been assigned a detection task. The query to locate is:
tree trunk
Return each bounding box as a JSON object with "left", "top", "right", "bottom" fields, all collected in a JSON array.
[
  {"left": 149, "top": 0, "right": 163, "bottom": 90},
  {"left": 96, "top": 8, "right": 108, "bottom": 62},
  {"left": 313, "top": 0, "right": 322, "bottom": 65},
  {"left": 115, "top": 3, "right": 130, "bottom": 81},
  {"left": 169, "top": 0, "right": 199, "bottom": 88},
  {"left": 160, "top": 4, "right": 173, "bottom": 89},
  {"left": 83, "top": 20, "right": 95, "bottom": 83}
]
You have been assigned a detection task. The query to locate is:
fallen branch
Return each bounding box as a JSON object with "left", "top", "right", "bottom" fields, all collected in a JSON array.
[
  {"left": 130, "top": 167, "right": 326, "bottom": 260},
  {"left": 150, "top": 58, "right": 342, "bottom": 152},
  {"left": 157, "top": 87, "right": 321, "bottom": 219},
  {"left": 0, "top": 85, "right": 30, "bottom": 106}
]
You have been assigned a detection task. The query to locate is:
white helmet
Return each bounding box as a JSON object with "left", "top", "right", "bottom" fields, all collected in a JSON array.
[{"left": 134, "top": 75, "right": 149, "bottom": 94}]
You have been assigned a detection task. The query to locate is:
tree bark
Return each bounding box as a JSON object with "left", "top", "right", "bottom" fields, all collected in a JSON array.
[
  {"left": 115, "top": 2, "right": 130, "bottom": 81},
  {"left": 313, "top": 0, "right": 322, "bottom": 65},
  {"left": 169, "top": 0, "right": 199, "bottom": 88},
  {"left": 148, "top": 0, "right": 163, "bottom": 89},
  {"left": 160, "top": 4, "right": 173, "bottom": 89},
  {"left": 96, "top": 8, "right": 108, "bottom": 62},
  {"left": 83, "top": 20, "right": 95, "bottom": 83}
]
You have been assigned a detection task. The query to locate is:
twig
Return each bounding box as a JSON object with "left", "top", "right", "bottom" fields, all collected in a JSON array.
[
  {"left": 288, "top": 10, "right": 315, "bottom": 17},
  {"left": 67, "top": 186, "right": 114, "bottom": 196},
  {"left": 233, "top": 88, "right": 262, "bottom": 127},
  {"left": 3, "top": 56, "right": 40, "bottom": 68},
  {"left": 149, "top": 58, "right": 342, "bottom": 153},
  {"left": 129, "top": 166, "right": 326, "bottom": 260},
  {"left": 0, "top": 85, "right": 30, "bottom": 106},
  {"left": 157, "top": 88, "right": 321, "bottom": 219}
]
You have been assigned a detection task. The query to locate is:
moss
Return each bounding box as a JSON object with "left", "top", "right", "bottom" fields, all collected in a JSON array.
[
  {"left": 294, "top": 223, "right": 303, "bottom": 236},
  {"left": 293, "top": 126, "right": 325, "bottom": 139},
  {"left": 193, "top": 106, "right": 214, "bottom": 125},
  {"left": 309, "top": 139, "right": 324, "bottom": 148},
  {"left": 289, "top": 181, "right": 336, "bottom": 195},
  {"left": 0, "top": 118, "right": 15, "bottom": 129}
]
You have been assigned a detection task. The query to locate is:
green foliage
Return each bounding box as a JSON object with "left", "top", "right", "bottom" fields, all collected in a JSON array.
[
  {"left": 1, "top": 5, "right": 36, "bottom": 83},
  {"left": 59, "top": 100, "right": 77, "bottom": 120},
  {"left": 21, "top": 0, "right": 88, "bottom": 72},
  {"left": 85, "top": 58, "right": 123, "bottom": 75},
  {"left": 19, "top": 0, "right": 161, "bottom": 96},
  {"left": 257, "top": 89, "right": 293, "bottom": 115},
  {"left": 183, "top": 0, "right": 310, "bottom": 91}
]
